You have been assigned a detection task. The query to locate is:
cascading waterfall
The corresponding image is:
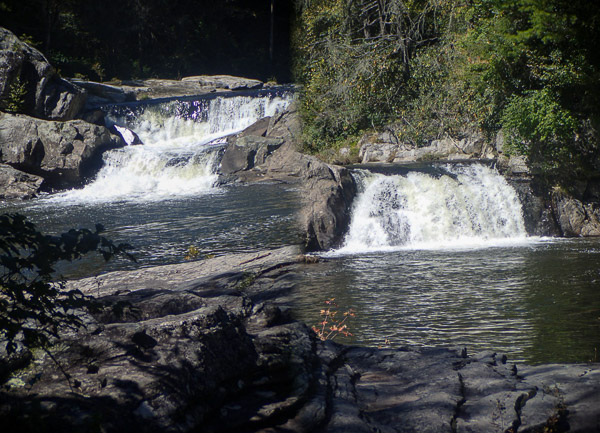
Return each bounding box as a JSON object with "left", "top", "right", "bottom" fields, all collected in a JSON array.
[
  {"left": 48, "top": 91, "right": 292, "bottom": 203},
  {"left": 339, "top": 164, "right": 528, "bottom": 252}
]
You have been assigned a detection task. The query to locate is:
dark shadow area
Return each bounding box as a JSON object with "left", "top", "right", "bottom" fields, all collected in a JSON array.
[{"left": 0, "top": 0, "right": 293, "bottom": 82}]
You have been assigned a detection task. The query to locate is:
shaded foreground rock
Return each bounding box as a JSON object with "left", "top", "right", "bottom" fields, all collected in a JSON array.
[
  {"left": 1, "top": 247, "right": 598, "bottom": 433},
  {"left": 0, "top": 112, "right": 125, "bottom": 188}
]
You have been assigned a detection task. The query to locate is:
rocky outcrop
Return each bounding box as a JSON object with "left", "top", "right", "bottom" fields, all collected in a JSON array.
[
  {"left": 75, "top": 76, "right": 266, "bottom": 108},
  {"left": 318, "top": 347, "right": 600, "bottom": 433},
  {"left": 0, "top": 163, "right": 43, "bottom": 199},
  {"left": 301, "top": 163, "right": 357, "bottom": 251},
  {"left": 1, "top": 248, "right": 598, "bottom": 433},
  {"left": 220, "top": 136, "right": 285, "bottom": 174},
  {"left": 358, "top": 130, "right": 494, "bottom": 164},
  {"left": 182, "top": 75, "right": 263, "bottom": 90},
  {"left": 219, "top": 104, "right": 357, "bottom": 251},
  {"left": 552, "top": 190, "right": 600, "bottom": 236},
  {"left": 0, "top": 112, "right": 125, "bottom": 188},
  {"left": 0, "top": 27, "right": 86, "bottom": 120}
]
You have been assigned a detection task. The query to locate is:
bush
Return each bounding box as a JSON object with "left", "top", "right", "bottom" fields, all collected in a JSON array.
[
  {"left": 1, "top": 77, "right": 27, "bottom": 114},
  {"left": 0, "top": 213, "right": 133, "bottom": 354},
  {"left": 502, "top": 89, "right": 578, "bottom": 169}
]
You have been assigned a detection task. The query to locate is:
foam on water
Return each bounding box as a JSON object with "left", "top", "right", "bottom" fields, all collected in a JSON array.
[
  {"left": 48, "top": 92, "right": 292, "bottom": 204},
  {"left": 336, "top": 164, "right": 531, "bottom": 253}
]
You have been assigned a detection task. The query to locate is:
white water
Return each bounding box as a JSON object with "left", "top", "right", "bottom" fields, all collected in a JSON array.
[
  {"left": 47, "top": 92, "right": 292, "bottom": 204},
  {"left": 338, "top": 164, "right": 529, "bottom": 253}
]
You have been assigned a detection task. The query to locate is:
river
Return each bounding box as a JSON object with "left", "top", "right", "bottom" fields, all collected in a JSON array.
[{"left": 1, "top": 90, "right": 598, "bottom": 365}]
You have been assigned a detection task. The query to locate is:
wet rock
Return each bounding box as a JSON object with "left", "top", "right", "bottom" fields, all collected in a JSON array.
[
  {"left": 302, "top": 162, "right": 357, "bottom": 251},
  {"left": 0, "top": 27, "right": 86, "bottom": 120},
  {"left": 111, "top": 125, "right": 143, "bottom": 146},
  {"left": 220, "top": 136, "right": 284, "bottom": 174},
  {"left": 0, "top": 163, "right": 43, "bottom": 199},
  {"left": 552, "top": 190, "right": 600, "bottom": 236},
  {"left": 0, "top": 113, "right": 125, "bottom": 187}
]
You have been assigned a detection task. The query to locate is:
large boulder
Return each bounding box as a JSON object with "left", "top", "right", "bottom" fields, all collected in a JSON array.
[
  {"left": 0, "top": 27, "right": 86, "bottom": 120},
  {"left": 301, "top": 162, "right": 357, "bottom": 251},
  {"left": 0, "top": 163, "right": 43, "bottom": 199},
  {"left": 552, "top": 190, "right": 600, "bottom": 236},
  {"left": 0, "top": 113, "right": 125, "bottom": 187},
  {"left": 220, "top": 136, "right": 285, "bottom": 174}
]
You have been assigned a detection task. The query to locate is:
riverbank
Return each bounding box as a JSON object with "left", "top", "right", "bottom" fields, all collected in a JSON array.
[{"left": 1, "top": 247, "right": 598, "bottom": 432}]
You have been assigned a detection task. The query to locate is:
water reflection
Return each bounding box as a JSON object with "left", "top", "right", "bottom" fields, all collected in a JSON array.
[
  {"left": 292, "top": 240, "right": 600, "bottom": 364},
  {"left": 1, "top": 183, "right": 302, "bottom": 278}
]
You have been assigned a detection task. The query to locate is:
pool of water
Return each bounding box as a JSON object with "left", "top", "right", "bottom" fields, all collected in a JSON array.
[
  {"left": 0, "top": 183, "right": 303, "bottom": 278},
  {"left": 291, "top": 238, "right": 600, "bottom": 364}
]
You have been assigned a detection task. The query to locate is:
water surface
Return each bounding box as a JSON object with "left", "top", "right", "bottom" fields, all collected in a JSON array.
[{"left": 292, "top": 239, "right": 600, "bottom": 364}]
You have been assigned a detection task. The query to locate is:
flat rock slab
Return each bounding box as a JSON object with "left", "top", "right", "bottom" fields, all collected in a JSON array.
[
  {"left": 319, "top": 348, "right": 600, "bottom": 433},
  {"left": 71, "top": 245, "right": 303, "bottom": 297}
]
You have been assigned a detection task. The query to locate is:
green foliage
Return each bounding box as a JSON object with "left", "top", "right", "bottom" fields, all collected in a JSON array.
[
  {"left": 294, "top": 0, "right": 600, "bottom": 176},
  {"left": 1, "top": 77, "right": 27, "bottom": 114},
  {"left": 502, "top": 89, "right": 577, "bottom": 160},
  {"left": 294, "top": 0, "right": 452, "bottom": 151},
  {"left": 0, "top": 213, "right": 133, "bottom": 354}
]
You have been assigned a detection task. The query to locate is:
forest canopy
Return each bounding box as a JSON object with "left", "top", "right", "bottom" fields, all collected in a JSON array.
[
  {"left": 1, "top": 0, "right": 599, "bottom": 176},
  {"left": 292, "top": 0, "right": 600, "bottom": 176},
  {"left": 0, "top": 0, "right": 293, "bottom": 82}
]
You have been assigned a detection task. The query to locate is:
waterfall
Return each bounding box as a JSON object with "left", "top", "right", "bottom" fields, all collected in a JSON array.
[
  {"left": 339, "top": 164, "right": 528, "bottom": 252},
  {"left": 48, "top": 91, "right": 293, "bottom": 204}
]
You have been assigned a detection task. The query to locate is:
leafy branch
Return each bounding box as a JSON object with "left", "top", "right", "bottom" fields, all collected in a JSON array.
[
  {"left": 312, "top": 298, "right": 355, "bottom": 341},
  {"left": 0, "top": 213, "right": 134, "bottom": 355}
]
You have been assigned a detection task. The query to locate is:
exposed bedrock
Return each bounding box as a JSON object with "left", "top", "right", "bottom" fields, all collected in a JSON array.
[
  {"left": 0, "top": 112, "right": 125, "bottom": 189},
  {"left": 219, "top": 103, "right": 358, "bottom": 251},
  {"left": 0, "top": 27, "right": 86, "bottom": 121},
  {"left": 1, "top": 248, "right": 598, "bottom": 433}
]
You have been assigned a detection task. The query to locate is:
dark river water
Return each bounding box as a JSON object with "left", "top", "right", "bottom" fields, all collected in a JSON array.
[
  {"left": 0, "top": 183, "right": 303, "bottom": 277},
  {"left": 291, "top": 239, "right": 600, "bottom": 365},
  {"left": 2, "top": 92, "right": 598, "bottom": 365}
]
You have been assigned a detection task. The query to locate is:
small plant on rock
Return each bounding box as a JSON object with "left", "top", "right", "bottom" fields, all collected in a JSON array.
[{"left": 312, "top": 298, "right": 355, "bottom": 341}]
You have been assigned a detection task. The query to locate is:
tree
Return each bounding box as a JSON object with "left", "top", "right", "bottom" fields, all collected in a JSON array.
[
  {"left": 293, "top": 0, "right": 455, "bottom": 150},
  {"left": 0, "top": 213, "right": 133, "bottom": 354}
]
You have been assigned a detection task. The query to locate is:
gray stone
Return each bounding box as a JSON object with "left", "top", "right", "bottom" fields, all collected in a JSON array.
[
  {"left": 220, "top": 136, "right": 285, "bottom": 174},
  {"left": 112, "top": 125, "right": 143, "bottom": 146},
  {"left": 552, "top": 191, "right": 600, "bottom": 237},
  {"left": 301, "top": 161, "right": 357, "bottom": 251},
  {"left": 0, "top": 163, "right": 43, "bottom": 199},
  {"left": 0, "top": 27, "right": 86, "bottom": 120},
  {"left": 182, "top": 75, "right": 263, "bottom": 90},
  {"left": 0, "top": 113, "right": 125, "bottom": 187},
  {"left": 266, "top": 101, "right": 301, "bottom": 142},
  {"left": 508, "top": 155, "right": 530, "bottom": 175}
]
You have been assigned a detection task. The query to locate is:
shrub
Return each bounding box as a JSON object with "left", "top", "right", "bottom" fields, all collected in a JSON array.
[{"left": 0, "top": 213, "right": 133, "bottom": 354}]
